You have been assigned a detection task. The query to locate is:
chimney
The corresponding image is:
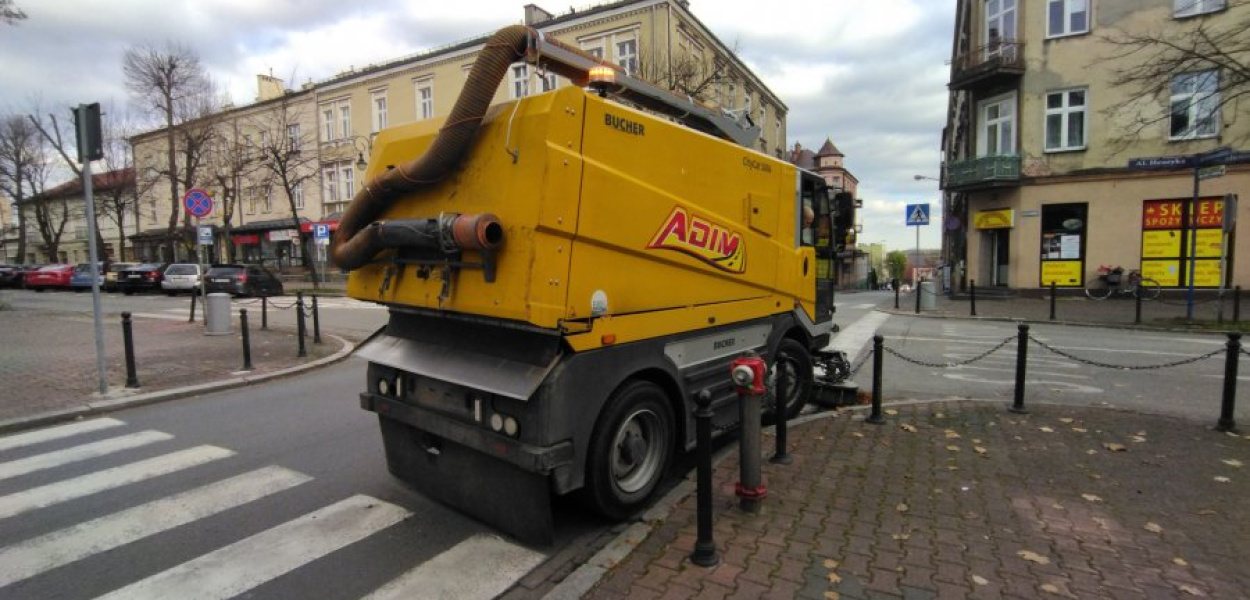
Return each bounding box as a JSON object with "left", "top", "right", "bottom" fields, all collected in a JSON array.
[
  {"left": 256, "top": 74, "right": 285, "bottom": 101},
  {"left": 524, "top": 4, "right": 554, "bottom": 25}
]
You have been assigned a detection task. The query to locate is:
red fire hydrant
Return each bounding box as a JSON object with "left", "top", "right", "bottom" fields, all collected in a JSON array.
[{"left": 731, "top": 354, "right": 767, "bottom": 512}]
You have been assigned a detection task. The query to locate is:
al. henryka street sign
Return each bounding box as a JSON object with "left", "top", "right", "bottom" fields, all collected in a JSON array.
[{"left": 1128, "top": 146, "right": 1249, "bottom": 170}]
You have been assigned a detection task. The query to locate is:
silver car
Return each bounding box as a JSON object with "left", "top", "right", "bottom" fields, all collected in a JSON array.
[{"left": 160, "top": 263, "right": 209, "bottom": 295}]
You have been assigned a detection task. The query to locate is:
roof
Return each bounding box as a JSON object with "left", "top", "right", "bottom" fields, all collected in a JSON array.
[
  {"left": 22, "top": 168, "right": 135, "bottom": 203},
  {"left": 815, "top": 138, "right": 843, "bottom": 157}
]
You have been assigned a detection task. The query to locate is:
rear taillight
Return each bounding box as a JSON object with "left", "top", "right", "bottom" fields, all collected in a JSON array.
[
  {"left": 237, "top": 274, "right": 248, "bottom": 283},
  {"left": 147, "top": 272, "right": 159, "bottom": 279}
]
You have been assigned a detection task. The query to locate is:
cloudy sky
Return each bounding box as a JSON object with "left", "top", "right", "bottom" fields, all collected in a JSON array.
[{"left": 0, "top": 0, "right": 953, "bottom": 250}]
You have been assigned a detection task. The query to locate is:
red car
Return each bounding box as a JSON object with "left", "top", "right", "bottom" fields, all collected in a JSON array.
[{"left": 24, "top": 264, "right": 74, "bottom": 291}]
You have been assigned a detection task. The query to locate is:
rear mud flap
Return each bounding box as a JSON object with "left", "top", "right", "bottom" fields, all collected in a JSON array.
[{"left": 378, "top": 416, "right": 554, "bottom": 545}]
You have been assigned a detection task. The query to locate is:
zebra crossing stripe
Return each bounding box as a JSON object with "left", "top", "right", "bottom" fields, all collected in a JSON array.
[
  {"left": 0, "top": 445, "right": 235, "bottom": 520},
  {"left": 362, "top": 533, "right": 546, "bottom": 600},
  {"left": 93, "top": 494, "right": 411, "bottom": 600},
  {"left": 0, "top": 431, "right": 173, "bottom": 482},
  {"left": 0, "top": 466, "right": 312, "bottom": 589},
  {"left": 0, "top": 418, "right": 126, "bottom": 453}
]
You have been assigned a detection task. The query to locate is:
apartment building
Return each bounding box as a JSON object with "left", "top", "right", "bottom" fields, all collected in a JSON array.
[
  {"left": 12, "top": 168, "right": 134, "bottom": 264},
  {"left": 129, "top": 0, "right": 786, "bottom": 269},
  {"left": 942, "top": 0, "right": 1247, "bottom": 291}
]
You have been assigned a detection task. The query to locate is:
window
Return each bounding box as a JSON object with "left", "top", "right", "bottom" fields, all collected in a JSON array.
[
  {"left": 322, "top": 107, "right": 334, "bottom": 140},
  {"left": 616, "top": 39, "right": 637, "bottom": 74},
  {"left": 775, "top": 119, "right": 782, "bottom": 151},
  {"left": 1175, "top": 0, "right": 1225, "bottom": 17},
  {"left": 977, "top": 93, "right": 1016, "bottom": 156},
  {"left": 288, "top": 124, "right": 301, "bottom": 152},
  {"left": 341, "top": 163, "right": 355, "bottom": 200},
  {"left": 1170, "top": 70, "right": 1220, "bottom": 139},
  {"left": 512, "top": 64, "right": 529, "bottom": 99},
  {"left": 322, "top": 166, "right": 338, "bottom": 204},
  {"left": 1047, "top": 0, "right": 1088, "bottom": 38},
  {"left": 371, "top": 89, "right": 388, "bottom": 133},
  {"left": 321, "top": 99, "right": 351, "bottom": 142},
  {"left": 245, "top": 187, "right": 256, "bottom": 215},
  {"left": 263, "top": 186, "right": 272, "bottom": 213},
  {"left": 540, "top": 72, "right": 557, "bottom": 92},
  {"left": 1044, "top": 88, "right": 1087, "bottom": 151},
  {"left": 985, "top": 0, "right": 1017, "bottom": 47},
  {"left": 415, "top": 78, "right": 434, "bottom": 120},
  {"left": 1040, "top": 203, "right": 1087, "bottom": 287},
  {"left": 581, "top": 42, "right": 604, "bottom": 60},
  {"left": 339, "top": 105, "right": 351, "bottom": 139},
  {"left": 292, "top": 181, "right": 303, "bottom": 210}
]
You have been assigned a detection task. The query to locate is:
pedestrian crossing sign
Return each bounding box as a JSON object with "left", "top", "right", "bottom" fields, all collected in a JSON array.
[{"left": 906, "top": 203, "right": 930, "bottom": 226}]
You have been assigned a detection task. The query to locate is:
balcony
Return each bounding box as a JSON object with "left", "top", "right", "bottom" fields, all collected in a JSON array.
[
  {"left": 949, "top": 40, "right": 1025, "bottom": 91},
  {"left": 944, "top": 155, "right": 1021, "bottom": 190}
]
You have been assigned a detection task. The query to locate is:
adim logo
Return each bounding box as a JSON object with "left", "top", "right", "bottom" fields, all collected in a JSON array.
[{"left": 647, "top": 207, "right": 746, "bottom": 273}]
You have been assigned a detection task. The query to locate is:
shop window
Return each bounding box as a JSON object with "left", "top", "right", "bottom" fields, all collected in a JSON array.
[{"left": 1039, "top": 203, "right": 1086, "bottom": 287}]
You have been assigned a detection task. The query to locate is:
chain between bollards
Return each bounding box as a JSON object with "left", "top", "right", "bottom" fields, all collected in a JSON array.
[
  {"left": 867, "top": 335, "right": 886, "bottom": 424},
  {"left": 1218, "top": 332, "right": 1240, "bottom": 433},
  {"left": 295, "top": 292, "right": 307, "bottom": 358},
  {"left": 312, "top": 295, "right": 322, "bottom": 344},
  {"left": 970, "top": 279, "right": 977, "bottom": 316},
  {"left": 121, "top": 312, "right": 140, "bottom": 388},
  {"left": 240, "top": 308, "right": 254, "bottom": 371},
  {"left": 770, "top": 353, "right": 792, "bottom": 465},
  {"left": 690, "top": 389, "right": 719, "bottom": 567},
  {"left": 188, "top": 293, "right": 197, "bottom": 323},
  {"left": 1049, "top": 281, "right": 1057, "bottom": 321},
  {"left": 1010, "top": 323, "right": 1029, "bottom": 414}
]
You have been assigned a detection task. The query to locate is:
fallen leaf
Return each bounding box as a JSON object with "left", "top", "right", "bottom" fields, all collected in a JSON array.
[
  {"left": 1173, "top": 557, "right": 1189, "bottom": 566},
  {"left": 1051, "top": 503, "right": 1063, "bottom": 510},
  {"left": 972, "top": 438, "right": 983, "bottom": 444},
  {"left": 1103, "top": 443, "right": 1127, "bottom": 452},
  {"left": 946, "top": 445, "right": 961, "bottom": 452},
  {"left": 1086, "top": 449, "right": 1098, "bottom": 455},
  {"left": 1040, "top": 427, "right": 1055, "bottom": 433},
  {"left": 974, "top": 446, "right": 989, "bottom": 456},
  {"left": 1017, "top": 550, "right": 1050, "bottom": 564},
  {"left": 900, "top": 424, "right": 917, "bottom": 432},
  {"left": 1013, "top": 436, "right": 1024, "bottom": 441},
  {"left": 1223, "top": 459, "right": 1243, "bottom": 468},
  {"left": 1144, "top": 522, "right": 1164, "bottom": 533},
  {"left": 1197, "top": 509, "right": 1217, "bottom": 516},
  {"left": 1072, "top": 427, "right": 1088, "bottom": 433},
  {"left": 1178, "top": 584, "right": 1206, "bottom": 596},
  {"left": 1090, "top": 473, "right": 1102, "bottom": 479},
  {"left": 891, "top": 533, "right": 911, "bottom": 540},
  {"left": 1136, "top": 431, "right": 1147, "bottom": 436},
  {"left": 934, "top": 412, "right": 946, "bottom": 418},
  {"left": 1040, "top": 583, "right": 1062, "bottom": 594},
  {"left": 972, "top": 575, "right": 989, "bottom": 586},
  {"left": 851, "top": 432, "right": 864, "bottom": 438},
  {"left": 885, "top": 409, "right": 899, "bottom": 416},
  {"left": 896, "top": 503, "right": 909, "bottom": 513},
  {"left": 1132, "top": 436, "right": 1147, "bottom": 443},
  {"left": 947, "top": 466, "right": 960, "bottom": 471},
  {"left": 1081, "top": 493, "right": 1104, "bottom": 503},
  {"left": 1059, "top": 418, "right": 1074, "bottom": 423},
  {"left": 827, "top": 572, "right": 843, "bottom": 584},
  {"left": 1214, "top": 476, "right": 1231, "bottom": 483},
  {"left": 823, "top": 592, "right": 841, "bottom": 600},
  {"left": 822, "top": 559, "right": 840, "bottom": 569},
  {"left": 945, "top": 430, "right": 962, "bottom": 439}
]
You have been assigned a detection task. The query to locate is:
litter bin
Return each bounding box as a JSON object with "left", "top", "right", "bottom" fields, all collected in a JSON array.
[
  {"left": 919, "top": 280, "right": 936, "bottom": 310},
  {"left": 205, "top": 293, "right": 232, "bottom": 335}
]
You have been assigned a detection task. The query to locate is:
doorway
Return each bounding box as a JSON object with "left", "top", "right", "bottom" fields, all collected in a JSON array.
[{"left": 982, "top": 229, "right": 1010, "bottom": 286}]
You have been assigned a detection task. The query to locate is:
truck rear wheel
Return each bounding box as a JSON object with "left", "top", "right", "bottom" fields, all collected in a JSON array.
[
  {"left": 584, "top": 380, "right": 674, "bottom": 520},
  {"left": 770, "top": 338, "right": 813, "bottom": 420}
]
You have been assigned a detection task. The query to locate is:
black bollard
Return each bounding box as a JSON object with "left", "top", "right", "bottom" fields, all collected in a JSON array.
[
  {"left": 1135, "top": 289, "right": 1143, "bottom": 325},
  {"left": 188, "top": 293, "right": 197, "bottom": 323},
  {"left": 690, "top": 389, "right": 719, "bottom": 567},
  {"left": 894, "top": 280, "right": 900, "bottom": 309},
  {"left": 262, "top": 296, "right": 269, "bottom": 330},
  {"left": 770, "top": 356, "right": 792, "bottom": 465},
  {"left": 122, "top": 312, "right": 140, "bottom": 388},
  {"left": 915, "top": 279, "right": 922, "bottom": 314},
  {"left": 1235, "top": 286, "right": 1242, "bottom": 324},
  {"left": 1049, "top": 281, "right": 1057, "bottom": 321},
  {"left": 312, "top": 295, "right": 322, "bottom": 344},
  {"left": 970, "top": 279, "right": 977, "bottom": 316},
  {"left": 240, "top": 309, "right": 253, "bottom": 371},
  {"left": 866, "top": 335, "right": 886, "bottom": 424},
  {"left": 1218, "top": 333, "right": 1241, "bottom": 433},
  {"left": 1011, "top": 324, "right": 1029, "bottom": 414},
  {"left": 296, "top": 292, "right": 308, "bottom": 358}
]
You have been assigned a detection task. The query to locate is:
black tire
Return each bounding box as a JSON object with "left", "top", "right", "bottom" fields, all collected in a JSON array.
[
  {"left": 1084, "top": 283, "right": 1113, "bottom": 300},
  {"left": 1136, "top": 278, "right": 1161, "bottom": 300},
  {"left": 583, "top": 380, "right": 675, "bottom": 520},
  {"left": 768, "top": 338, "right": 814, "bottom": 420}
]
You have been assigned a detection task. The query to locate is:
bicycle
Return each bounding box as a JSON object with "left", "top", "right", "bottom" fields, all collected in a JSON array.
[{"left": 1084, "top": 265, "right": 1161, "bottom": 300}]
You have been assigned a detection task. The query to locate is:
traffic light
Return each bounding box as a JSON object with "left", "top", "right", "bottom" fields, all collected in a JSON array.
[{"left": 73, "top": 103, "right": 103, "bottom": 163}]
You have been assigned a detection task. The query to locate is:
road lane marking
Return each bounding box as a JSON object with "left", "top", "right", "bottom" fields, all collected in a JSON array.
[
  {"left": 0, "top": 431, "right": 173, "bottom": 482},
  {"left": 94, "top": 494, "right": 411, "bottom": 600},
  {"left": 362, "top": 533, "right": 546, "bottom": 600},
  {"left": 0, "top": 445, "right": 235, "bottom": 520},
  {"left": 0, "top": 418, "right": 126, "bottom": 453},
  {"left": 0, "top": 466, "right": 311, "bottom": 589}
]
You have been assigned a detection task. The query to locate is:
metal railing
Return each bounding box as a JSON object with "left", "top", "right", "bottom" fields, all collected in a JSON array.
[{"left": 945, "top": 155, "right": 1021, "bottom": 187}]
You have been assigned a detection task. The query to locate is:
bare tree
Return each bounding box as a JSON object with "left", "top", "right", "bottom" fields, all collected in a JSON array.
[
  {"left": 201, "top": 120, "right": 258, "bottom": 263},
  {"left": 1101, "top": 4, "right": 1250, "bottom": 152},
  {"left": 0, "top": 114, "right": 45, "bottom": 262},
  {"left": 1, "top": 0, "right": 26, "bottom": 25},
  {"left": 123, "top": 41, "right": 211, "bottom": 259},
  {"left": 248, "top": 95, "right": 320, "bottom": 285},
  {"left": 635, "top": 41, "right": 739, "bottom": 104},
  {"left": 27, "top": 104, "right": 111, "bottom": 260}
]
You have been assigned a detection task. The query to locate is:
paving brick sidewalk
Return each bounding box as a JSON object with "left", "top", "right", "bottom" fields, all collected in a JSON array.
[
  {"left": 582, "top": 402, "right": 1250, "bottom": 600},
  {"left": 0, "top": 305, "right": 341, "bottom": 424}
]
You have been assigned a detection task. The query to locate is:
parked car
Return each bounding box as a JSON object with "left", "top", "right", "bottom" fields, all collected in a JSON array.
[
  {"left": 69, "top": 262, "right": 106, "bottom": 292},
  {"left": 104, "top": 262, "right": 138, "bottom": 292},
  {"left": 161, "top": 263, "right": 210, "bottom": 295},
  {"left": 0, "top": 264, "right": 23, "bottom": 288},
  {"left": 204, "top": 264, "right": 285, "bottom": 297},
  {"left": 115, "top": 263, "right": 169, "bottom": 295},
  {"left": 24, "top": 264, "right": 74, "bottom": 291}
]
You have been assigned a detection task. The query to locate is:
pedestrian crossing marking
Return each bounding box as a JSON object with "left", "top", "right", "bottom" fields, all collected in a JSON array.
[
  {"left": 362, "top": 534, "right": 546, "bottom": 600},
  {"left": 0, "top": 418, "right": 126, "bottom": 453},
  {"left": 0, "top": 430, "right": 173, "bottom": 482},
  {"left": 93, "top": 494, "right": 411, "bottom": 600},
  {"left": 0, "top": 445, "right": 235, "bottom": 520},
  {"left": 0, "top": 466, "right": 312, "bottom": 589}
]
